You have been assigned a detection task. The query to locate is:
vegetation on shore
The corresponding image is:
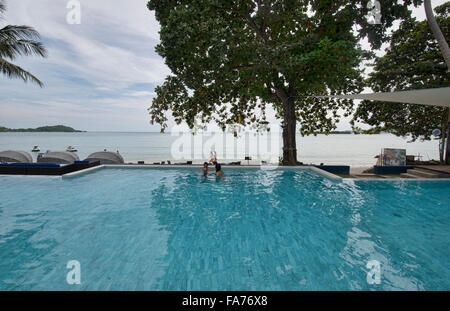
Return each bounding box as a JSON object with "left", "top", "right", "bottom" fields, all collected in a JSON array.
[
  {"left": 327, "top": 130, "right": 353, "bottom": 135},
  {"left": 0, "top": 125, "right": 84, "bottom": 132}
]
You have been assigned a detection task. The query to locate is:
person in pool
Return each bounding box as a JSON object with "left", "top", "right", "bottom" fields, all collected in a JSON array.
[
  {"left": 202, "top": 162, "right": 209, "bottom": 177},
  {"left": 209, "top": 151, "right": 217, "bottom": 164},
  {"left": 215, "top": 163, "right": 224, "bottom": 177}
]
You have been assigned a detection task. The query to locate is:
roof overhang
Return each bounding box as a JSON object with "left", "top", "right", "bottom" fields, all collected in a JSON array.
[{"left": 317, "top": 87, "right": 450, "bottom": 108}]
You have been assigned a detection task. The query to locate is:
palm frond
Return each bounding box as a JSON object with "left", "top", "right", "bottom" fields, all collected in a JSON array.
[
  {"left": 0, "top": 25, "right": 41, "bottom": 41},
  {"left": 0, "top": 38, "right": 47, "bottom": 59},
  {"left": 0, "top": 57, "right": 44, "bottom": 87},
  {"left": 0, "top": 1, "right": 47, "bottom": 87},
  {"left": 0, "top": 25, "right": 48, "bottom": 60}
]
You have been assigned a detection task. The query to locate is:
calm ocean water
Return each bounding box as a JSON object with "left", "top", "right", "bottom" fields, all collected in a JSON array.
[{"left": 0, "top": 132, "right": 440, "bottom": 166}]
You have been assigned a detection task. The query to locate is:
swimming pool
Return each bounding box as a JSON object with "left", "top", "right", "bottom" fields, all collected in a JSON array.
[{"left": 0, "top": 168, "right": 449, "bottom": 290}]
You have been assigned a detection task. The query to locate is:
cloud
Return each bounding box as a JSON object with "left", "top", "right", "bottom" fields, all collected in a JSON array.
[
  {"left": 0, "top": 0, "right": 169, "bottom": 131},
  {"left": 4, "top": 0, "right": 169, "bottom": 88},
  {"left": 126, "top": 91, "right": 157, "bottom": 97}
]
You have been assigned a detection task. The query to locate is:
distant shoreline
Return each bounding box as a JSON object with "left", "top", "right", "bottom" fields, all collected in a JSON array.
[
  {"left": 0, "top": 125, "right": 85, "bottom": 133},
  {"left": 0, "top": 131, "right": 393, "bottom": 135}
]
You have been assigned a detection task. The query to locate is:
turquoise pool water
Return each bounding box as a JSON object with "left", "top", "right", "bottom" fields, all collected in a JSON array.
[{"left": 0, "top": 168, "right": 449, "bottom": 290}]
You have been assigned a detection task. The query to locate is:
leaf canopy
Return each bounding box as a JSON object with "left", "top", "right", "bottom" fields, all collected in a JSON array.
[
  {"left": 148, "top": 0, "right": 420, "bottom": 135},
  {"left": 352, "top": 2, "right": 450, "bottom": 142}
]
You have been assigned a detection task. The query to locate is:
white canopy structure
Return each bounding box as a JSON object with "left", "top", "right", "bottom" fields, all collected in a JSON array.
[
  {"left": 85, "top": 152, "right": 125, "bottom": 164},
  {"left": 37, "top": 151, "right": 80, "bottom": 164},
  {"left": 0, "top": 150, "right": 33, "bottom": 163},
  {"left": 318, "top": 87, "right": 450, "bottom": 108}
]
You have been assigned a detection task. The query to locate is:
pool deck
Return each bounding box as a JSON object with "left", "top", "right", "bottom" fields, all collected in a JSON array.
[
  {"left": 416, "top": 165, "right": 450, "bottom": 174},
  {"left": 350, "top": 165, "right": 450, "bottom": 180}
]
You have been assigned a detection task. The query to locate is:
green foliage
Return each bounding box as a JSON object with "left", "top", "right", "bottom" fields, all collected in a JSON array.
[
  {"left": 352, "top": 2, "right": 450, "bottom": 147},
  {"left": 148, "top": 0, "right": 419, "bottom": 162},
  {"left": 0, "top": 125, "right": 84, "bottom": 132},
  {"left": 0, "top": 0, "right": 47, "bottom": 87}
]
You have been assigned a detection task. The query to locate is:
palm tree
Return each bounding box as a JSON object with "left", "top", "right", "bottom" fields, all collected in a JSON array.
[
  {"left": 0, "top": 0, "right": 47, "bottom": 87},
  {"left": 424, "top": 0, "right": 450, "bottom": 70}
]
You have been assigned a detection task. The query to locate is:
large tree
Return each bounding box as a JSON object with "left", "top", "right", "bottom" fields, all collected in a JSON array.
[
  {"left": 148, "top": 0, "right": 421, "bottom": 164},
  {"left": 0, "top": 0, "right": 47, "bottom": 87},
  {"left": 352, "top": 2, "right": 450, "bottom": 163}
]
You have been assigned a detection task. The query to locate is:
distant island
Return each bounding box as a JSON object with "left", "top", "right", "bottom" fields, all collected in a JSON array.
[
  {"left": 315, "top": 130, "right": 353, "bottom": 135},
  {"left": 328, "top": 130, "right": 353, "bottom": 135},
  {"left": 0, "top": 125, "right": 85, "bottom": 133}
]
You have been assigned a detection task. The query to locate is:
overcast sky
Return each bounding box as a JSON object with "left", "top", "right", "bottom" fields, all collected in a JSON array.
[{"left": 0, "top": 0, "right": 447, "bottom": 132}]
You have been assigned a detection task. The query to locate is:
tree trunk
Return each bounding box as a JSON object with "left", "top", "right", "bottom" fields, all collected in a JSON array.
[
  {"left": 424, "top": 0, "right": 450, "bottom": 70},
  {"left": 282, "top": 97, "right": 298, "bottom": 165},
  {"left": 439, "top": 126, "right": 445, "bottom": 163},
  {"left": 445, "top": 108, "right": 450, "bottom": 164}
]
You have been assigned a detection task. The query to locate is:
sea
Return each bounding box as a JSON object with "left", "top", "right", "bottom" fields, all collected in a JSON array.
[{"left": 0, "top": 132, "right": 440, "bottom": 166}]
